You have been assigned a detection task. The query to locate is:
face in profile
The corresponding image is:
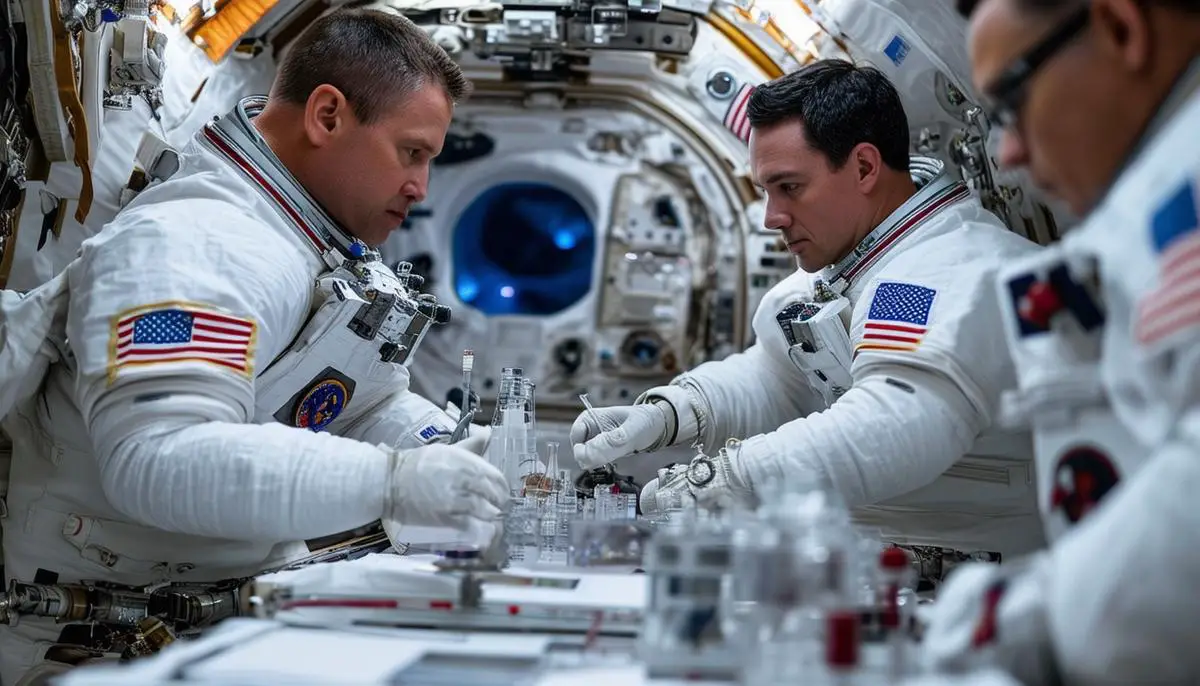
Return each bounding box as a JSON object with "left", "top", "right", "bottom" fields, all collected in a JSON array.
[
  {"left": 308, "top": 82, "right": 454, "bottom": 247},
  {"left": 968, "top": 0, "right": 1113, "bottom": 215},
  {"left": 750, "top": 119, "right": 874, "bottom": 273}
]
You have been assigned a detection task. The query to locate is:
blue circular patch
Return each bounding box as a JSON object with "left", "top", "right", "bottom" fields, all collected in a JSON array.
[{"left": 294, "top": 379, "right": 348, "bottom": 432}]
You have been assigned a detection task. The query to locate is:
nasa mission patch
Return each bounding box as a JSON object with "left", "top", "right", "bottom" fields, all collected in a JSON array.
[{"left": 275, "top": 366, "right": 358, "bottom": 433}]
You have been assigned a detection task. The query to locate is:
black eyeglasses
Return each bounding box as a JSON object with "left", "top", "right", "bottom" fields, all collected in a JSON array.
[{"left": 983, "top": 5, "right": 1091, "bottom": 129}]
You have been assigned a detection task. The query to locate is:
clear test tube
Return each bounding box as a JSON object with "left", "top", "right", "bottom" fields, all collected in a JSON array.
[
  {"left": 555, "top": 468, "right": 577, "bottom": 554},
  {"left": 545, "top": 442, "right": 560, "bottom": 481}
]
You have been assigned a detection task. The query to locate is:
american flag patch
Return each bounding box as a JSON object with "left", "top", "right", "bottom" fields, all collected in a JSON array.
[
  {"left": 723, "top": 84, "right": 754, "bottom": 143},
  {"left": 109, "top": 304, "right": 256, "bottom": 382},
  {"left": 1135, "top": 178, "right": 1200, "bottom": 347},
  {"left": 855, "top": 281, "right": 936, "bottom": 355}
]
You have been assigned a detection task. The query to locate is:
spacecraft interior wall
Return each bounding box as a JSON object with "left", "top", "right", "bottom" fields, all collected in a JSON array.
[
  {"left": 372, "top": 8, "right": 806, "bottom": 481},
  {"left": 809, "top": 0, "right": 979, "bottom": 172},
  {"left": 7, "top": 11, "right": 277, "bottom": 291},
  {"left": 380, "top": 103, "right": 731, "bottom": 419}
]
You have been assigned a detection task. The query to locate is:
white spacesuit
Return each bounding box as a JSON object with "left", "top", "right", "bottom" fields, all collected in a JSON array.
[
  {"left": 920, "top": 61, "right": 1200, "bottom": 685},
  {"left": 575, "top": 158, "right": 1045, "bottom": 559},
  {"left": 0, "top": 97, "right": 507, "bottom": 684}
]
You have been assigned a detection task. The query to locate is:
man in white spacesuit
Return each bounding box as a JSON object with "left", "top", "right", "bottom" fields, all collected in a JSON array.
[
  {"left": 0, "top": 9, "right": 508, "bottom": 684},
  {"left": 915, "top": 1, "right": 1200, "bottom": 684},
  {"left": 571, "top": 59, "right": 1045, "bottom": 561}
]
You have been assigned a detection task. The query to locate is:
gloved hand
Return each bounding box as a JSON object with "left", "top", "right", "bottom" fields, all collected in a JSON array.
[
  {"left": 920, "top": 556, "right": 1059, "bottom": 686},
  {"left": 570, "top": 403, "right": 669, "bottom": 469},
  {"left": 383, "top": 443, "right": 509, "bottom": 530},
  {"left": 639, "top": 443, "right": 755, "bottom": 514}
]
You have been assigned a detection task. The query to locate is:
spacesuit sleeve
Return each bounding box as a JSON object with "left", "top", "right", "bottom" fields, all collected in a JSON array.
[
  {"left": 674, "top": 271, "right": 827, "bottom": 448},
  {"left": 66, "top": 202, "right": 390, "bottom": 542},
  {"left": 336, "top": 387, "right": 458, "bottom": 450},
  {"left": 731, "top": 260, "right": 1010, "bottom": 504},
  {"left": 732, "top": 361, "right": 982, "bottom": 505},
  {"left": 677, "top": 342, "right": 824, "bottom": 449}
]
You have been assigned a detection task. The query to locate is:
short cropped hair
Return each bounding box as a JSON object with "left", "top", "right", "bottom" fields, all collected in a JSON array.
[
  {"left": 746, "top": 59, "right": 911, "bottom": 172},
  {"left": 956, "top": 0, "right": 1200, "bottom": 18},
  {"left": 273, "top": 8, "right": 471, "bottom": 124}
]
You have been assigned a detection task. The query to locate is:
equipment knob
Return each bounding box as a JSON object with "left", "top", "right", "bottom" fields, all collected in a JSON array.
[
  {"left": 432, "top": 304, "right": 452, "bottom": 325},
  {"left": 416, "top": 302, "right": 453, "bottom": 325}
]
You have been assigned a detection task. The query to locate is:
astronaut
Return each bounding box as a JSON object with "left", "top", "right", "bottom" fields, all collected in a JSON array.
[
  {"left": 0, "top": 9, "right": 508, "bottom": 684},
  {"left": 571, "top": 59, "right": 1046, "bottom": 561},
  {"left": 918, "top": 1, "right": 1200, "bottom": 684}
]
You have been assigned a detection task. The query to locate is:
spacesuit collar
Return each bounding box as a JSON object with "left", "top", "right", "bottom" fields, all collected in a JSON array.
[
  {"left": 821, "top": 156, "right": 969, "bottom": 293},
  {"left": 199, "top": 96, "right": 372, "bottom": 269}
]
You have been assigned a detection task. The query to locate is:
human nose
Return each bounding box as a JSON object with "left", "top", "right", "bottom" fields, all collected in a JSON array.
[
  {"left": 764, "top": 195, "right": 789, "bottom": 231},
  {"left": 404, "top": 165, "right": 430, "bottom": 203}
]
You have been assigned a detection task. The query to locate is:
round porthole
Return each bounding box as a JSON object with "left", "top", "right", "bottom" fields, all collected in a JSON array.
[{"left": 452, "top": 182, "right": 596, "bottom": 316}]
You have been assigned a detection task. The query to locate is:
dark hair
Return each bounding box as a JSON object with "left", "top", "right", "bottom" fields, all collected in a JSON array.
[
  {"left": 746, "top": 59, "right": 911, "bottom": 172},
  {"left": 957, "top": 0, "right": 1200, "bottom": 18},
  {"left": 273, "top": 8, "right": 471, "bottom": 124}
]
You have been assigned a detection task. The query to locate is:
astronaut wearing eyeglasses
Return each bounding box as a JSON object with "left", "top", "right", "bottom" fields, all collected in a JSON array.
[{"left": 910, "top": 1, "right": 1200, "bottom": 685}]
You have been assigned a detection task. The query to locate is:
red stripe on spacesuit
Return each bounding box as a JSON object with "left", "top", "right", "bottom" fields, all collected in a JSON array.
[
  {"left": 201, "top": 126, "right": 331, "bottom": 254},
  {"left": 860, "top": 322, "right": 924, "bottom": 335},
  {"left": 118, "top": 319, "right": 253, "bottom": 337},
  {"left": 860, "top": 333, "right": 921, "bottom": 344},
  {"left": 842, "top": 183, "right": 970, "bottom": 283}
]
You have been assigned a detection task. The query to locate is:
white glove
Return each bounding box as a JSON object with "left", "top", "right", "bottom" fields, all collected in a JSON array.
[
  {"left": 383, "top": 443, "right": 509, "bottom": 530},
  {"left": 639, "top": 444, "right": 754, "bottom": 514},
  {"left": 920, "top": 556, "right": 1059, "bottom": 686},
  {"left": 570, "top": 403, "right": 669, "bottom": 469}
]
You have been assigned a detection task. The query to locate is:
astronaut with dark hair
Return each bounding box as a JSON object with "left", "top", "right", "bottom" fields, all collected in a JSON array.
[{"left": 572, "top": 59, "right": 1047, "bottom": 562}]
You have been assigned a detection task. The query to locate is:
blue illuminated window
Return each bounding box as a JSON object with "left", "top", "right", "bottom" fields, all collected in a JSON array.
[{"left": 452, "top": 182, "right": 596, "bottom": 316}]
